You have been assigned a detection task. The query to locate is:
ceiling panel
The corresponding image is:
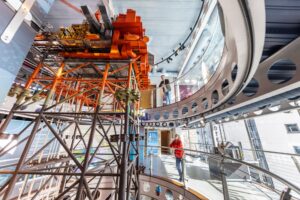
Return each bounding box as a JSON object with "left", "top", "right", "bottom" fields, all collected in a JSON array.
[
  {"left": 42, "top": 0, "right": 203, "bottom": 83},
  {"left": 113, "top": 0, "right": 203, "bottom": 74}
]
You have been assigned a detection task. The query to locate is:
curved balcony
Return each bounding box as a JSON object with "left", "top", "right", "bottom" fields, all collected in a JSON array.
[
  {"left": 1, "top": 142, "right": 299, "bottom": 199},
  {"left": 140, "top": 0, "right": 266, "bottom": 124},
  {"left": 140, "top": 146, "right": 300, "bottom": 200},
  {"left": 140, "top": 1, "right": 224, "bottom": 109}
]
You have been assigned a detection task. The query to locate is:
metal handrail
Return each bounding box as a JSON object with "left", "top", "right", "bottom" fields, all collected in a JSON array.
[
  {"left": 190, "top": 142, "right": 300, "bottom": 157},
  {"left": 141, "top": 145, "right": 300, "bottom": 195}
]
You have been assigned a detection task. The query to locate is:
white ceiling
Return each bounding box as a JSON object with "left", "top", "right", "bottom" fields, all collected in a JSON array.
[
  {"left": 113, "top": 0, "right": 203, "bottom": 75},
  {"left": 44, "top": 0, "right": 99, "bottom": 29},
  {"left": 42, "top": 0, "right": 203, "bottom": 84}
]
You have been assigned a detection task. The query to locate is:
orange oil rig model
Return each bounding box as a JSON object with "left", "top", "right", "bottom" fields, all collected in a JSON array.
[
  {"left": 7, "top": 7, "right": 152, "bottom": 113},
  {"left": 0, "top": 6, "right": 150, "bottom": 200}
]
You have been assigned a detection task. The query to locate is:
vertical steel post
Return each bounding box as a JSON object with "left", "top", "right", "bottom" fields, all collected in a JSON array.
[
  {"left": 2, "top": 61, "right": 65, "bottom": 200},
  {"left": 0, "top": 61, "right": 43, "bottom": 133},
  {"left": 209, "top": 122, "right": 216, "bottom": 152},
  {"left": 182, "top": 157, "right": 186, "bottom": 187},
  {"left": 220, "top": 157, "right": 230, "bottom": 200},
  {"left": 118, "top": 62, "right": 132, "bottom": 200},
  {"left": 75, "top": 63, "right": 110, "bottom": 200}
]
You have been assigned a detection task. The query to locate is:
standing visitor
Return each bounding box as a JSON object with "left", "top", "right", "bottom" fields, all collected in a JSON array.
[
  {"left": 170, "top": 134, "right": 184, "bottom": 181},
  {"left": 159, "top": 75, "right": 171, "bottom": 105}
]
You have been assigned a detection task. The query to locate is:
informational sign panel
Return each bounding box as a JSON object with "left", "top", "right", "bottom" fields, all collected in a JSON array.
[{"left": 147, "top": 130, "right": 159, "bottom": 156}]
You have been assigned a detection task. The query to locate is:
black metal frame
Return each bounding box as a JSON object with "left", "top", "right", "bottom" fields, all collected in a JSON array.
[{"left": 0, "top": 60, "right": 140, "bottom": 200}]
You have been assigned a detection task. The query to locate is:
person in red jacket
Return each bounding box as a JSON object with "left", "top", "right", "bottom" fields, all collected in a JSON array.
[{"left": 170, "top": 134, "right": 184, "bottom": 181}]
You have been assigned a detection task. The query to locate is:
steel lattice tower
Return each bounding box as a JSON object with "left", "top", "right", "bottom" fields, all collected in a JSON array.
[{"left": 0, "top": 8, "right": 150, "bottom": 200}]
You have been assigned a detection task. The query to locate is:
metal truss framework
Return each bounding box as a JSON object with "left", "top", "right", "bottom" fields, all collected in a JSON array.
[{"left": 0, "top": 59, "right": 141, "bottom": 200}]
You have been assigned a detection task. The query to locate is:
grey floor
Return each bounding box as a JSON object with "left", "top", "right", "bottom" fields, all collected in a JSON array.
[{"left": 143, "top": 154, "right": 280, "bottom": 200}]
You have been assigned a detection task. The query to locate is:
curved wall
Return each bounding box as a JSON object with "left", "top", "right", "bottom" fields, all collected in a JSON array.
[{"left": 143, "top": 0, "right": 266, "bottom": 124}]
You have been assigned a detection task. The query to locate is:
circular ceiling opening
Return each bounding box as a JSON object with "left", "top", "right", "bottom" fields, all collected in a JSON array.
[
  {"left": 242, "top": 78, "right": 259, "bottom": 97},
  {"left": 202, "top": 98, "right": 208, "bottom": 109},
  {"left": 182, "top": 107, "right": 188, "bottom": 115},
  {"left": 163, "top": 112, "right": 169, "bottom": 120},
  {"left": 154, "top": 113, "right": 160, "bottom": 120},
  {"left": 231, "top": 64, "right": 238, "bottom": 82},
  {"left": 191, "top": 102, "right": 198, "bottom": 111},
  {"left": 221, "top": 79, "right": 229, "bottom": 96},
  {"left": 211, "top": 90, "right": 219, "bottom": 104},
  {"left": 267, "top": 59, "right": 296, "bottom": 84},
  {"left": 173, "top": 109, "right": 179, "bottom": 118}
]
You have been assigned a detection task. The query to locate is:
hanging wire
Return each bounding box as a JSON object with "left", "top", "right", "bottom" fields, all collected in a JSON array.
[{"left": 154, "top": 2, "right": 205, "bottom": 66}]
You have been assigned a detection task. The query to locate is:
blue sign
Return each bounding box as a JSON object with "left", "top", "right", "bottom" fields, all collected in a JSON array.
[{"left": 147, "top": 130, "right": 159, "bottom": 156}]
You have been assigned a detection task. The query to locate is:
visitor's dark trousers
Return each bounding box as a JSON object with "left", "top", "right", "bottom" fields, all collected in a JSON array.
[
  {"left": 164, "top": 91, "right": 171, "bottom": 105},
  {"left": 176, "top": 157, "right": 183, "bottom": 181}
]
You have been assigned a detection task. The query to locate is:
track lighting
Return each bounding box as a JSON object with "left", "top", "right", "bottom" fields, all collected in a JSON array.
[
  {"left": 173, "top": 50, "right": 178, "bottom": 56},
  {"left": 179, "top": 45, "right": 186, "bottom": 50}
]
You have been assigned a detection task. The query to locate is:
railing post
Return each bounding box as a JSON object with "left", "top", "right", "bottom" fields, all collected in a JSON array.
[
  {"left": 280, "top": 188, "right": 291, "bottom": 200},
  {"left": 175, "top": 80, "right": 180, "bottom": 102},
  {"left": 150, "top": 147, "right": 153, "bottom": 176},
  {"left": 220, "top": 156, "right": 230, "bottom": 200},
  {"left": 182, "top": 156, "right": 187, "bottom": 187}
]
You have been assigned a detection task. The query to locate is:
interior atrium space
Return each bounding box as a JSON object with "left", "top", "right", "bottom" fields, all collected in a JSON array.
[{"left": 1, "top": 0, "right": 300, "bottom": 199}]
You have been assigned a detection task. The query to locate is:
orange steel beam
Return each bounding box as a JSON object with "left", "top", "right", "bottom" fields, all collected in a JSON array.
[
  {"left": 110, "top": 64, "right": 129, "bottom": 75},
  {"left": 23, "top": 9, "right": 149, "bottom": 113},
  {"left": 33, "top": 77, "right": 129, "bottom": 83},
  {"left": 127, "top": 62, "right": 133, "bottom": 88},
  {"left": 53, "top": 9, "right": 150, "bottom": 90},
  {"left": 43, "top": 63, "right": 58, "bottom": 75},
  {"left": 62, "top": 63, "right": 91, "bottom": 75},
  {"left": 25, "top": 62, "right": 43, "bottom": 89}
]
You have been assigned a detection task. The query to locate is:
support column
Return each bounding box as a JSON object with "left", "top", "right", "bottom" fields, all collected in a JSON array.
[
  {"left": 220, "top": 158, "right": 230, "bottom": 200},
  {"left": 118, "top": 62, "right": 133, "bottom": 200},
  {"left": 0, "top": 61, "right": 43, "bottom": 133},
  {"left": 2, "top": 62, "right": 65, "bottom": 199},
  {"left": 75, "top": 63, "right": 110, "bottom": 200}
]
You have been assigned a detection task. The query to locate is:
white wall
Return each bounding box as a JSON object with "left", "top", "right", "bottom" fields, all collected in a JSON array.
[
  {"left": 254, "top": 110, "right": 300, "bottom": 188},
  {"left": 221, "top": 110, "right": 300, "bottom": 189},
  {"left": 254, "top": 110, "right": 300, "bottom": 154},
  {"left": 222, "top": 120, "right": 255, "bottom": 161}
]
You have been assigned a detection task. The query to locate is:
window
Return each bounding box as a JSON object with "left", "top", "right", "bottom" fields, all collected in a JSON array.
[
  {"left": 285, "top": 124, "right": 300, "bottom": 133},
  {"left": 294, "top": 146, "right": 300, "bottom": 155}
]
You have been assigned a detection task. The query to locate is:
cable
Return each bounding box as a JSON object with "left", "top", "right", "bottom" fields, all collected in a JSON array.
[{"left": 154, "top": 1, "right": 204, "bottom": 66}]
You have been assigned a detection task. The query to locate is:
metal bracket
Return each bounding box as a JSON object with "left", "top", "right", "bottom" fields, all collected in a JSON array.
[{"left": 1, "top": 0, "right": 36, "bottom": 43}]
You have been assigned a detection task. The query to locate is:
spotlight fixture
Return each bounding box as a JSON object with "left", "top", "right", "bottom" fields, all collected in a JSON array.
[
  {"left": 179, "top": 45, "right": 186, "bottom": 50},
  {"left": 173, "top": 50, "right": 178, "bottom": 56},
  {"left": 153, "top": 7, "right": 202, "bottom": 66}
]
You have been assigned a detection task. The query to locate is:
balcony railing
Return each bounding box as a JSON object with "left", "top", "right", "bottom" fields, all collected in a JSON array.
[{"left": 141, "top": 145, "right": 300, "bottom": 200}]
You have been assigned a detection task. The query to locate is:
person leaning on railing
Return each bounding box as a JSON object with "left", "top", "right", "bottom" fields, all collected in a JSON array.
[
  {"left": 170, "top": 134, "right": 184, "bottom": 182},
  {"left": 159, "top": 75, "right": 171, "bottom": 105}
]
